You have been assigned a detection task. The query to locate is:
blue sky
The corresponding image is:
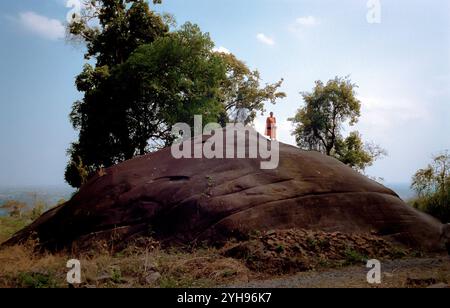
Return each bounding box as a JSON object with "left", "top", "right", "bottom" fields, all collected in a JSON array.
[{"left": 0, "top": 0, "right": 449, "bottom": 187}]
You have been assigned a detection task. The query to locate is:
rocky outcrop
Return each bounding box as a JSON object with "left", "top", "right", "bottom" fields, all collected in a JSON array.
[{"left": 2, "top": 128, "right": 444, "bottom": 252}]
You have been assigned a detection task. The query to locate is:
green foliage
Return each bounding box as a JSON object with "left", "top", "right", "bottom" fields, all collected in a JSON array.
[
  {"left": 28, "top": 200, "right": 47, "bottom": 221},
  {"left": 68, "top": 0, "right": 168, "bottom": 67},
  {"left": 66, "top": 0, "right": 168, "bottom": 188},
  {"left": 411, "top": 151, "right": 450, "bottom": 223},
  {"left": 217, "top": 53, "right": 285, "bottom": 124},
  {"left": 275, "top": 244, "right": 285, "bottom": 253},
  {"left": 289, "top": 76, "right": 385, "bottom": 172},
  {"left": 65, "top": 2, "right": 285, "bottom": 188},
  {"left": 0, "top": 216, "right": 29, "bottom": 243},
  {"left": 111, "top": 268, "right": 123, "bottom": 284},
  {"left": 64, "top": 153, "right": 90, "bottom": 189},
  {"left": 117, "top": 22, "right": 228, "bottom": 148},
  {"left": 412, "top": 151, "right": 449, "bottom": 197},
  {"left": 343, "top": 248, "right": 367, "bottom": 265},
  {"left": 410, "top": 190, "right": 449, "bottom": 222},
  {"left": 335, "top": 132, "right": 387, "bottom": 172},
  {"left": 17, "top": 272, "right": 58, "bottom": 288},
  {"left": 0, "top": 199, "right": 56, "bottom": 242}
]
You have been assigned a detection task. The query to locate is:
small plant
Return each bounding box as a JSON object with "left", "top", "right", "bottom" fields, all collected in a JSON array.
[
  {"left": 306, "top": 237, "right": 318, "bottom": 249},
  {"left": 114, "top": 252, "right": 125, "bottom": 258},
  {"left": 111, "top": 268, "right": 123, "bottom": 284},
  {"left": 391, "top": 247, "right": 408, "bottom": 259},
  {"left": 158, "top": 276, "right": 179, "bottom": 288},
  {"left": 248, "top": 230, "right": 261, "bottom": 239},
  {"left": 221, "top": 269, "right": 237, "bottom": 278},
  {"left": 28, "top": 201, "right": 47, "bottom": 221},
  {"left": 318, "top": 258, "right": 332, "bottom": 268},
  {"left": 206, "top": 176, "right": 215, "bottom": 187},
  {"left": 275, "top": 245, "right": 285, "bottom": 253},
  {"left": 411, "top": 250, "right": 424, "bottom": 258},
  {"left": 343, "top": 247, "right": 367, "bottom": 265},
  {"left": 17, "top": 272, "right": 58, "bottom": 288}
]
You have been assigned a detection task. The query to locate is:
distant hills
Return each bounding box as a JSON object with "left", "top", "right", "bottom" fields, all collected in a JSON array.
[
  {"left": 0, "top": 185, "right": 75, "bottom": 216},
  {"left": 385, "top": 183, "right": 417, "bottom": 201}
]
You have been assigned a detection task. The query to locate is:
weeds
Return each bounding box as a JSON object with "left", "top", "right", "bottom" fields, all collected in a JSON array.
[
  {"left": 343, "top": 247, "right": 368, "bottom": 265},
  {"left": 17, "top": 272, "right": 58, "bottom": 288}
]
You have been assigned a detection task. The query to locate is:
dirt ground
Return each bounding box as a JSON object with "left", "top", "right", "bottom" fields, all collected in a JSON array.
[{"left": 228, "top": 256, "right": 450, "bottom": 288}]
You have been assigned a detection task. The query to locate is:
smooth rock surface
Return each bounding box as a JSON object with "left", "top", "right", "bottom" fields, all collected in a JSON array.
[{"left": 2, "top": 128, "right": 444, "bottom": 251}]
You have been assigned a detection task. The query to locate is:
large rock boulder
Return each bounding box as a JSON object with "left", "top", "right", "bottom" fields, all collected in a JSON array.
[{"left": 2, "top": 128, "right": 444, "bottom": 251}]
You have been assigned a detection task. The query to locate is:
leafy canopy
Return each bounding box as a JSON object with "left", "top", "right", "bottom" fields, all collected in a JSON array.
[
  {"left": 65, "top": 1, "right": 285, "bottom": 188},
  {"left": 289, "top": 76, "right": 385, "bottom": 172},
  {"left": 412, "top": 151, "right": 450, "bottom": 197},
  {"left": 411, "top": 151, "right": 450, "bottom": 223}
]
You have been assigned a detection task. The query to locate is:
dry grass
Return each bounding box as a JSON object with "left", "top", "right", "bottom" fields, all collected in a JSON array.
[
  {"left": 0, "top": 226, "right": 443, "bottom": 288},
  {"left": 0, "top": 243, "right": 67, "bottom": 288},
  {"left": 0, "top": 241, "right": 251, "bottom": 288}
]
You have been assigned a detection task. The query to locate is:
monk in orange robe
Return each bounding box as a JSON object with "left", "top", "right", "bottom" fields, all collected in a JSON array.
[{"left": 265, "top": 112, "right": 277, "bottom": 140}]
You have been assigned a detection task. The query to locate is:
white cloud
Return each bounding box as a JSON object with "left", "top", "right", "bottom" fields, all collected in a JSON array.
[
  {"left": 212, "top": 46, "right": 231, "bottom": 54},
  {"left": 352, "top": 95, "right": 431, "bottom": 143},
  {"left": 295, "top": 16, "right": 320, "bottom": 27},
  {"left": 256, "top": 33, "right": 275, "bottom": 46},
  {"left": 18, "top": 11, "right": 65, "bottom": 40},
  {"left": 289, "top": 16, "right": 320, "bottom": 37}
]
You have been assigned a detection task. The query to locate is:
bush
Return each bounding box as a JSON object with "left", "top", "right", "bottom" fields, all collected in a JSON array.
[
  {"left": 410, "top": 151, "right": 450, "bottom": 223},
  {"left": 17, "top": 272, "right": 58, "bottom": 288},
  {"left": 411, "top": 189, "right": 450, "bottom": 223}
]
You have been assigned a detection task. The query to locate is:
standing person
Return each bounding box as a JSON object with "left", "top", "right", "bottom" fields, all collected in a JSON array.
[{"left": 265, "top": 112, "right": 277, "bottom": 140}]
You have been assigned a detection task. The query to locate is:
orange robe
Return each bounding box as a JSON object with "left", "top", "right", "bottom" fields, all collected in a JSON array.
[{"left": 265, "top": 117, "right": 277, "bottom": 140}]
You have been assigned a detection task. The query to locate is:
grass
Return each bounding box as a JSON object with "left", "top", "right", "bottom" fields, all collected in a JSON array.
[
  {"left": 0, "top": 216, "right": 30, "bottom": 243},
  {"left": 0, "top": 242, "right": 251, "bottom": 288},
  {"left": 16, "top": 272, "right": 58, "bottom": 288},
  {"left": 343, "top": 247, "right": 368, "bottom": 265},
  {"left": 0, "top": 215, "right": 434, "bottom": 288},
  {"left": 0, "top": 215, "right": 248, "bottom": 288}
]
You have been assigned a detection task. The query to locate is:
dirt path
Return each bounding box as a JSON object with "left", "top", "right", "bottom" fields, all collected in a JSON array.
[{"left": 228, "top": 256, "right": 450, "bottom": 288}]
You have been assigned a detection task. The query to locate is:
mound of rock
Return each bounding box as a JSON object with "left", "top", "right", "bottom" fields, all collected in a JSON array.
[{"left": 2, "top": 127, "right": 445, "bottom": 252}]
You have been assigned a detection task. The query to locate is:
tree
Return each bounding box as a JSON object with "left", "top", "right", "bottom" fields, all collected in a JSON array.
[
  {"left": 289, "top": 77, "right": 385, "bottom": 172},
  {"left": 411, "top": 151, "right": 450, "bottom": 223},
  {"left": 27, "top": 200, "right": 47, "bottom": 221},
  {"left": 68, "top": 0, "right": 168, "bottom": 67},
  {"left": 0, "top": 201, "right": 27, "bottom": 218},
  {"left": 66, "top": 22, "right": 230, "bottom": 188},
  {"left": 65, "top": 0, "right": 168, "bottom": 187},
  {"left": 64, "top": 154, "right": 89, "bottom": 189},
  {"left": 216, "top": 53, "right": 286, "bottom": 125},
  {"left": 109, "top": 23, "right": 229, "bottom": 154},
  {"left": 412, "top": 151, "right": 450, "bottom": 197},
  {"left": 65, "top": 1, "right": 285, "bottom": 188}
]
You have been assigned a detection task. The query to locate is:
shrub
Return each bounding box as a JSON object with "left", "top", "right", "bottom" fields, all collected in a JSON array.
[
  {"left": 411, "top": 189, "right": 450, "bottom": 223},
  {"left": 411, "top": 151, "right": 450, "bottom": 223},
  {"left": 17, "top": 272, "right": 58, "bottom": 288}
]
